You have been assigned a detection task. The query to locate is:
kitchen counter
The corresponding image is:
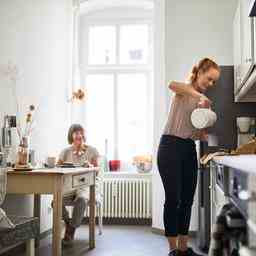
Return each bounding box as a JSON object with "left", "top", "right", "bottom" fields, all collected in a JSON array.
[{"left": 213, "top": 155, "right": 256, "bottom": 174}]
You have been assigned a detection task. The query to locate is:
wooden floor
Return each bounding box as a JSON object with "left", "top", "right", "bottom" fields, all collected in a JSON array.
[{"left": 18, "top": 225, "right": 206, "bottom": 256}]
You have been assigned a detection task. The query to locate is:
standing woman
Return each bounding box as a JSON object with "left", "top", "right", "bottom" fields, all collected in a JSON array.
[{"left": 157, "top": 58, "right": 220, "bottom": 256}]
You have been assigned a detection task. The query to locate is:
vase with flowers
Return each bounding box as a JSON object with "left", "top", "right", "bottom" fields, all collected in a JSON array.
[
  {"left": 132, "top": 155, "right": 152, "bottom": 173},
  {"left": 68, "top": 88, "right": 86, "bottom": 103},
  {"left": 15, "top": 105, "right": 36, "bottom": 168}
]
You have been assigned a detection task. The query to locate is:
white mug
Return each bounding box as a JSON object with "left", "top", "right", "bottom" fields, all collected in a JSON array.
[
  {"left": 191, "top": 108, "right": 217, "bottom": 129},
  {"left": 236, "top": 117, "right": 251, "bottom": 133},
  {"left": 46, "top": 156, "right": 56, "bottom": 168}
]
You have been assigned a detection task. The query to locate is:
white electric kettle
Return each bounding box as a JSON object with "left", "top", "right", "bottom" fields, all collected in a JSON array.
[{"left": 191, "top": 108, "right": 217, "bottom": 129}]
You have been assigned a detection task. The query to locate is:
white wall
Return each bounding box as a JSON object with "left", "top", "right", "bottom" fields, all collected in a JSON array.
[
  {"left": 152, "top": 0, "right": 167, "bottom": 231},
  {"left": 0, "top": 0, "right": 73, "bottom": 232},
  {"left": 152, "top": 0, "right": 237, "bottom": 231}
]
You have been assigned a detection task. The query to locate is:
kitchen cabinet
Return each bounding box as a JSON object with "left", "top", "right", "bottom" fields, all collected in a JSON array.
[
  {"left": 240, "top": 0, "right": 254, "bottom": 82},
  {"left": 233, "top": 0, "right": 242, "bottom": 94},
  {"left": 233, "top": 0, "right": 254, "bottom": 94}
]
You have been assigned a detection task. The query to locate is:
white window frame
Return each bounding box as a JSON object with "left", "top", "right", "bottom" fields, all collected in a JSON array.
[{"left": 81, "top": 17, "right": 154, "bottom": 164}]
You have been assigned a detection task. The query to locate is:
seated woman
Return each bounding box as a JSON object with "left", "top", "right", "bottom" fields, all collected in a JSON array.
[{"left": 58, "top": 123, "right": 99, "bottom": 244}]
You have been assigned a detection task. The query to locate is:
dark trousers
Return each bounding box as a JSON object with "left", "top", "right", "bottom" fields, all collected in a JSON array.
[{"left": 157, "top": 135, "right": 198, "bottom": 237}]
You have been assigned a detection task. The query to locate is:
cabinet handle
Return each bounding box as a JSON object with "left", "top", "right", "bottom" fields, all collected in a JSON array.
[{"left": 246, "top": 58, "right": 252, "bottom": 63}]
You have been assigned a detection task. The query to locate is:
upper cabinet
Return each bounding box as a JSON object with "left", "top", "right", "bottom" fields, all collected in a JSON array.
[
  {"left": 240, "top": 0, "right": 254, "bottom": 83},
  {"left": 233, "top": 1, "right": 242, "bottom": 94},
  {"left": 233, "top": 0, "right": 256, "bottom": 102},
  {"left": 249, "top": 0, "right": 256, "bottom": 16}
]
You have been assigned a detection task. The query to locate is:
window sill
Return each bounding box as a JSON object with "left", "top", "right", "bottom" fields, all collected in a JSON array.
[{"left": 103, "top": 171, "right": 152, "bottom": 179}]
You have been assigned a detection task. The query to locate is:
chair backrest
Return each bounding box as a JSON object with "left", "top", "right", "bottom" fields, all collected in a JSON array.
[{"left": 96, "top": 155, "right": 107, "bottom": 196}]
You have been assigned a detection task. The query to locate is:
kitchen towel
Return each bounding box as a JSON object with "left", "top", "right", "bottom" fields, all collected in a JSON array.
[{"left": 200, "top": 151, "right": 229, "bottom": 165}]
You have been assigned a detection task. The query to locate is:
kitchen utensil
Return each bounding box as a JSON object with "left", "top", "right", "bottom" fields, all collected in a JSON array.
[{"left": 191, "top": 108, "right": 217, "bottom": 129}]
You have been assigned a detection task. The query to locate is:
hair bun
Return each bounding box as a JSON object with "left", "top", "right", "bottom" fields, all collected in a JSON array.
[
  {"left": 189, "top": 65, "right": 199, "bottom": 83},
  {"left": 188, "top": 57, "right": 220, "bottom": 83}
]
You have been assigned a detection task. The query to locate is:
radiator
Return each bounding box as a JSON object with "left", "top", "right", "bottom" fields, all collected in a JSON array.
[{"left": 103, "top": 175, "right": 152, "bottom": 219}]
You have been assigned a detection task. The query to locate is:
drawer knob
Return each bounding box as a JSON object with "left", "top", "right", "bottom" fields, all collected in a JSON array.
[{"left": 80, "top": 177, "right": 85, "bottom": 182}]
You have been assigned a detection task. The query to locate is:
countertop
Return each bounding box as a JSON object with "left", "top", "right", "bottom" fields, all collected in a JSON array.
[
  {"left": 7, "top": 167, "right": 98, "bottom": 175},
  {"left": 213, "top": 155, "right": 256, "bottom": 174}
]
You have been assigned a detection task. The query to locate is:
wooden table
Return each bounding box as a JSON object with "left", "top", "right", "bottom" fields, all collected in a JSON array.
[{"left": 6, "top": 167, "right": 98, "bottom": 256}]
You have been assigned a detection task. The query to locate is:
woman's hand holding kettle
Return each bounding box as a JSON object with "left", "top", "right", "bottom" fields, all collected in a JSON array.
[{"left": 198, "top": 94, "right": 211, "bottom": 108}]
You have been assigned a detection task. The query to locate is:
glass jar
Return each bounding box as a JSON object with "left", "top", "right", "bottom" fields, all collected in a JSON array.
[{"left": 16, "top": 136, "right": 29, "bottom": 167}]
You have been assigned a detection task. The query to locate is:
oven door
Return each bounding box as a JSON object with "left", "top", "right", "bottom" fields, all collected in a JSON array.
[
  {"left": 215, "top": 163, "right": 229, "bottom": 196},
  {"left": 229, "top": 168, "right": 248, "bottom": 218}
]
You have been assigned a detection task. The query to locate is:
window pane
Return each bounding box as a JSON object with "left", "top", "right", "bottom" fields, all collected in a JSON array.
[
  {"left": 120, "top": 25, "right": 149, "bottom": 65},
  {"left": 117, "top": 73, "right": 149, "bottom": 165},
  {"left": 88, "top": 26, "right": 116, "bottom": 65},
  {"left": 85, "top": 74, "right": 115, "bottom": 159}
]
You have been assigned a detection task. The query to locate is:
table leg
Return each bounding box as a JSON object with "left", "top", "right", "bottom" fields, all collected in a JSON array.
[
  {"left": 33, "top": 194, "right": 41, "bottom": 249},
  {"left": 89, "top": 184, "right": 95, "bottom": 249},
  {"left": 52, "top": 178, "right": 63, "bottom": 256},
  {"left": 26, "top": 238, "right": 35, "bottom": 256}
]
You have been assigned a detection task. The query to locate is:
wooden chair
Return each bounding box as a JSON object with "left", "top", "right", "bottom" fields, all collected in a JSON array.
[{"left": 0, "top": 215, "right": 39, "bottom": 256}]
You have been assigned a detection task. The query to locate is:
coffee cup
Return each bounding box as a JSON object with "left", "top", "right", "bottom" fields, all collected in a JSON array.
[
  {"left": 236, "top": 117, "right": 251, "bottom": 133},
  {"left": 46, "top": 156, "right": 56, "bottom": 168}
]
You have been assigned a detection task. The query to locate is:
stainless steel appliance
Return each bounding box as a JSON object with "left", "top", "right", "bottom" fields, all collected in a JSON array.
[
  {"left": 209, "top": 162, "right": 230, "bottom": 235},
  {"left": 0, "top": 115, "right": 16, "bottom": 229},
  {"left": 1, "top": 115, "right": 16, "bottom": 149},
  {"left": 229, "top": 168, "right": 256, "bottom": 255}
]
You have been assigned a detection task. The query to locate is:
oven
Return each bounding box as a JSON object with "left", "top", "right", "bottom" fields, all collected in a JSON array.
[
  {"left": 210, "top": 162, "right": 230, "bottom": 235},
  {"left": 229, "top": 168, "right": 248, "bottom": 218},
  {"left": 228, "top": 167, "right": 256, "bottom": 255}
]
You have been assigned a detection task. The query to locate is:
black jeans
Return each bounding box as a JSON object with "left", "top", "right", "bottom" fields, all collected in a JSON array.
[{"left": 157, "top": 135, "right": 198, "bottom": 237}]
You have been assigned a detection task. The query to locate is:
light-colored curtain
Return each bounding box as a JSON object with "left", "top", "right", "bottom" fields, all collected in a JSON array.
[{"left": 70, "top": 0, "right": 83, "bottom": 124}]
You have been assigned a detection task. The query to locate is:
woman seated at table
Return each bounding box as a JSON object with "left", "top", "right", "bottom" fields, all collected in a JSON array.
[{"left": 58, "top": 123, "right": 99, "bottom": 244}]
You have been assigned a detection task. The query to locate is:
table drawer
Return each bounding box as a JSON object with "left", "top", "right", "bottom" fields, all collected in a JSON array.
[{"left": 72, "top": 172, "right": 94, "bottom": 188}]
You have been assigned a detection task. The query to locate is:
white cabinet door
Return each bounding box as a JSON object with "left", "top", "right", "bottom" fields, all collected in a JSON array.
[
  {"left": 233, "top": 1, "right": 242, "bottom": 93},
  {"left": 240, "top": 0, "right": 254, "bottom": 83}
]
